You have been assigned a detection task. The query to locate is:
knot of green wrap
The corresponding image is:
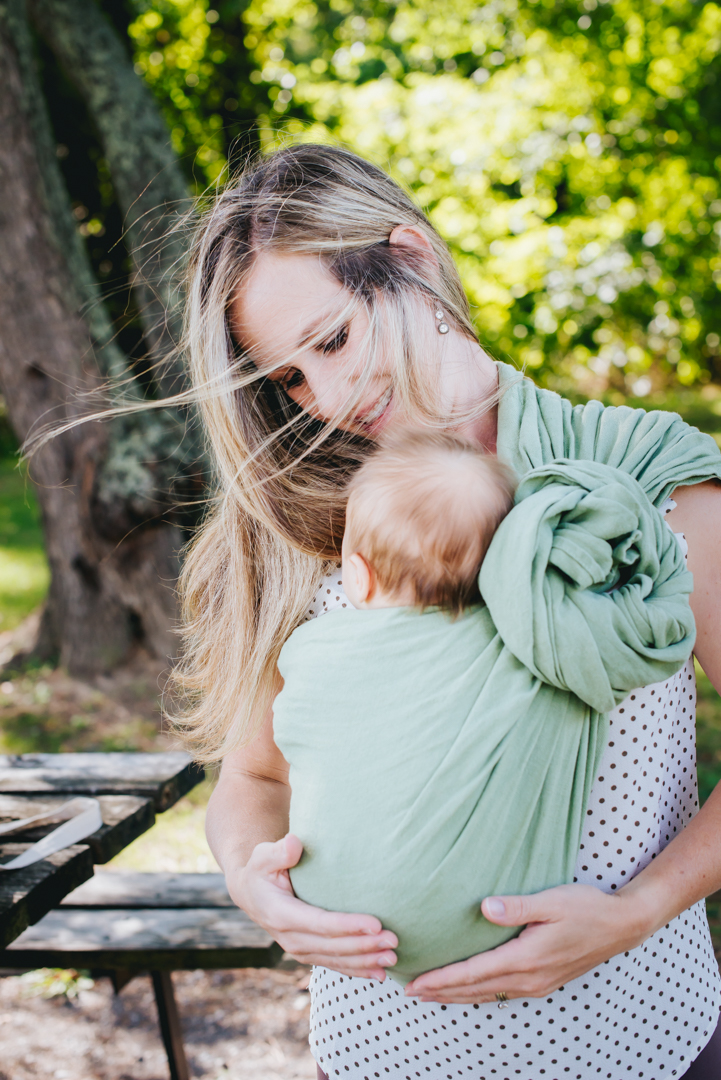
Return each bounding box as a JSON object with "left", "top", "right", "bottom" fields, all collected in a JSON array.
[{"left": 480, "top": 459, "right": 696, "bottom": 715}]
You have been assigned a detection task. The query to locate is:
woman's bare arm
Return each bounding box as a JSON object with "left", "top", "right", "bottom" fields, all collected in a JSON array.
[
  {"left": 206, "top": 693, "right": 398, "bottom": 980},
  {"left": 205, "top": 706, "right": 291, "bottom": 870},
  {"left": 405, "top": 479, "right": 721, "bottom": 1002},
  {"left": 669, "top": 480, "right": 721, "bottom": 688}
]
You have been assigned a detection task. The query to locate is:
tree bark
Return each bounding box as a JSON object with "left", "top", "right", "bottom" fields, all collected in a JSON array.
[
  {"left": 0, "top": 0, "right": 182, "bottom": 674},
  {"left": 29, "top": 0, "right": 193, "bottom": 400}
]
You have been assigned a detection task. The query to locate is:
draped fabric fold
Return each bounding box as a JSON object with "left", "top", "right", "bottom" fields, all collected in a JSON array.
[{"left": 480, "top": 460, "right": 696, "bottom": 714}]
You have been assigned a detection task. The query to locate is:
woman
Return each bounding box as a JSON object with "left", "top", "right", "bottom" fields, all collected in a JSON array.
[{"left": 176, "top": 144, "right": 721, "bottom": 1079}]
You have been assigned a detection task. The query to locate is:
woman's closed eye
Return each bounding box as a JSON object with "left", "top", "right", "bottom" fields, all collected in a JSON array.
[
  {"left": 275, "top": 322, "right": 349, "bottom": 396},
  {"left": 282, "top": 369, "right": 305, "bottom": 391},
  {"left": 317, "top": 324, "right": 349, "bottom": 354}
]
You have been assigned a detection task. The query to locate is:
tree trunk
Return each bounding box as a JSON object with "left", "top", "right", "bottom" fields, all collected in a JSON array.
[
  {"left": 0, "top": 0, "right": 182, "bottom": 674},
  {"left": 29, "top": 0, "right": 193, "bottom": 400}
]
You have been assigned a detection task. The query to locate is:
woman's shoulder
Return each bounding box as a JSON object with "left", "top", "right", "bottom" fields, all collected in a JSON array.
[{"left": 303, "top": 568, "right": 349, "bottom": 623}]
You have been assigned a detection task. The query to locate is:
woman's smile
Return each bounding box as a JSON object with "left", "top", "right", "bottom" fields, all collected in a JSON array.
[{"left": 354, "top": 386, "right": 394, "bottom": 435}]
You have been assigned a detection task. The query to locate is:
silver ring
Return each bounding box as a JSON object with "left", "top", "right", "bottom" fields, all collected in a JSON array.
[{"left": 495, "top": 991, "right": 509, "bottom": 1009}]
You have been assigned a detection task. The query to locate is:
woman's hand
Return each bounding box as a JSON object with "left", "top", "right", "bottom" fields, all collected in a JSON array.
[
  {"left": 404, "top": 883, "right": 649, "bottom": 1004},
  {"left": 228, "top": 832, "right": 399, "bottom": 981},
  {"left": 206, "top": 733, "right": 398, "bottom": 982}
]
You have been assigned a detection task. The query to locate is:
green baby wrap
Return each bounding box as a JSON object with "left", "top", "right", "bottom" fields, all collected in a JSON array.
[{"left": 273, "top": 460, "right": 697, "bottom": 985}]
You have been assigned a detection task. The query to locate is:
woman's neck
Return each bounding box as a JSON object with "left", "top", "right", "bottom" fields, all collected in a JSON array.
[{"left": 442, "top": 338, "right": 500, "bottom": 454}]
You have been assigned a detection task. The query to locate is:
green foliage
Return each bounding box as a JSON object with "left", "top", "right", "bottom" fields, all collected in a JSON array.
[
  {"left": 16, "top": 967, "right": 94, "bottom": 999},
  {"left": 696, "top": 662, "right": 721, "bottom": 804},
  {"left": 124, "top": 0, "right": 721, "bottom": 399},
  {"left": 128, "top": 0, "right": 258, "bottom": 181},
  {"left": 245, "top": 0, "right": 721, "bottom": 398}
]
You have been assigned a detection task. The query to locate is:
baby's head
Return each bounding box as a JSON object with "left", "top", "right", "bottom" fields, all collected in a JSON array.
[{"left": 342, "top": 431, "right": 517, "bottom": 614}]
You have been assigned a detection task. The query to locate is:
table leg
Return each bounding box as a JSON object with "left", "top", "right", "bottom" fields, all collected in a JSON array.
[{"left": 151, "top": 970, "right": 190, "bottom": 1080}]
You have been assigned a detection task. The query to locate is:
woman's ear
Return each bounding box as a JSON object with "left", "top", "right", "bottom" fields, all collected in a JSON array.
[
  {"left": 389, "top": 224, "right": 436, "bottom": 256},
  {"left": 389, "top": 224, "right": 440, "bottom": 284}
]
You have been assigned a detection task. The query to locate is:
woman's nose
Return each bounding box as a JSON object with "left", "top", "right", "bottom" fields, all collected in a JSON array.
[{"left": 305, "top": 366, "right": 357, "bottom": 422}]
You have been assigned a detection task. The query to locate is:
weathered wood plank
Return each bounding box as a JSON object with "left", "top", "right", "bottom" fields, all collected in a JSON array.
[
  {"left": 0, "top": 753, "right": 204, "bottom": 811},
  {"left": 0, "top": 845, "right": 94, "bottom": 950},
  {"left": 62, "top": 872, "right": 232, "bottom": 908},
  {"left": 7, "top": 906, "right": 271, "bottom": 949},
  {"left": 2, "top": 906, "right": 282, "bottom": 971},
  {"left": 0, "top": 795, "right": 155, "bottom": 864},
  {"left": 1, "top": 943, "right": 282, "bottom": 971}
]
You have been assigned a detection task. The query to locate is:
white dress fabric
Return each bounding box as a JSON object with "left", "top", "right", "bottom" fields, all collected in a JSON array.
[{"left": 303, "top": 511, "right": 721, "bottom": 1080}]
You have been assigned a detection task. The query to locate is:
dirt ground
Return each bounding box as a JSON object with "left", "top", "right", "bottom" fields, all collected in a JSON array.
[{"left": 0, "top": 966, "right": 318, "bottom": 1080}]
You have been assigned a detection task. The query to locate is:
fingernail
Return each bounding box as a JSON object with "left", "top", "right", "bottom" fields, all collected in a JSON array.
[
  {"left": 379, "top": 954, "right": 396, "bottom": 967},
  {"left": 379, "top": 938, "right": 395, "bottom": 948},
  {"left": 485, "top": 897, "right": 506, "bottom": 918}
]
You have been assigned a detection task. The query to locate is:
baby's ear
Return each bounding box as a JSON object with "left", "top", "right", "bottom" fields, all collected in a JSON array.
[{"left": 347, "top": 552, "right": 374, "bottom": 605}]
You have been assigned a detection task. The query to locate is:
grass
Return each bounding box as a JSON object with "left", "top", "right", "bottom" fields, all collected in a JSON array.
[{"left": 0, "top": 457, "right": 49, "bottom": 631}]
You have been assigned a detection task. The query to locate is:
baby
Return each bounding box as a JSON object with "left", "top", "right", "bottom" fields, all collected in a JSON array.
[
  {"left": 272, "top": 431, "right": 696, "bottom": 985},
  {"left": 339, "top": 430, "right": 516, "bottom": 616}
]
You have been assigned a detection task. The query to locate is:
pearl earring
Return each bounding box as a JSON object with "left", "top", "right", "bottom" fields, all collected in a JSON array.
[{"left": 435, "top": 309, "right": 450, "bottom": 335}]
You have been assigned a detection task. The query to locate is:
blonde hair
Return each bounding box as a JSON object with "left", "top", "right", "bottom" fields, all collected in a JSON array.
[
  {"left": 174, "top": 143, "right": 498, "bottom": 762},
  {"left": 346, "top": 431, "right": 516, "bottom": 615}
]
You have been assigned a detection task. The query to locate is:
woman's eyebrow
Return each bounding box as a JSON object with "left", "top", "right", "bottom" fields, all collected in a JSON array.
[
  {"left": 296, "top": 309, "right": 347, "bottom": 349},
  {"left": 296, "top": 316, "right": 323, "bottom": 349}
]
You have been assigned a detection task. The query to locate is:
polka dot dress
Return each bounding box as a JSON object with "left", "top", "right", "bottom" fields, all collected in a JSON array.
[{"left": 304, "top": 515, "right": 721, "bottom": 1080}]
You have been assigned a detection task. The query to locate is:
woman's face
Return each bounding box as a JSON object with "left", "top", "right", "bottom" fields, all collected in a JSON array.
[{"left": 230, "top": 251, "right": 400, "bottom": 439}]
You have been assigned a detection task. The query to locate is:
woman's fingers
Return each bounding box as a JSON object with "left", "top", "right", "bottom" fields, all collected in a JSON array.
[
  {"left": 406, "top": 936, "right": 529, "bottom": 998},
  {"left": 280, "top": 928, "right": 397, "bottom": 960},
  {"left": 266, "top": 890, "right": 390, "bottom": 940},
  {"left": 284, "top": 944, "right": 397, "bottom": 978},
  {"left": 405, "top": 891, "right": 561, "bottom": 998},
  {"left": 263, "top": 892, "right": 397, "bottom": 971},
  {"left": 234, "top": 835, "right": 400, "bottom": 975},
  {"left": 243, "top": 835, "right": 391, "bottom": 939},
  {"left": 301, "top": 957, "right": 392, "bottom": 981}
]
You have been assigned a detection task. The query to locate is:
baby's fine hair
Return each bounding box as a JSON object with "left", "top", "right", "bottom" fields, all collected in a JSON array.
[{"left": 345, "top": 431, "right": 517, "bottom": 615}]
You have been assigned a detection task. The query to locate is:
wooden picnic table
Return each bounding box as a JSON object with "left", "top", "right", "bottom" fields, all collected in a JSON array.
[{"left": 0, "top": 751, "right": 204, "bottom": 950}]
